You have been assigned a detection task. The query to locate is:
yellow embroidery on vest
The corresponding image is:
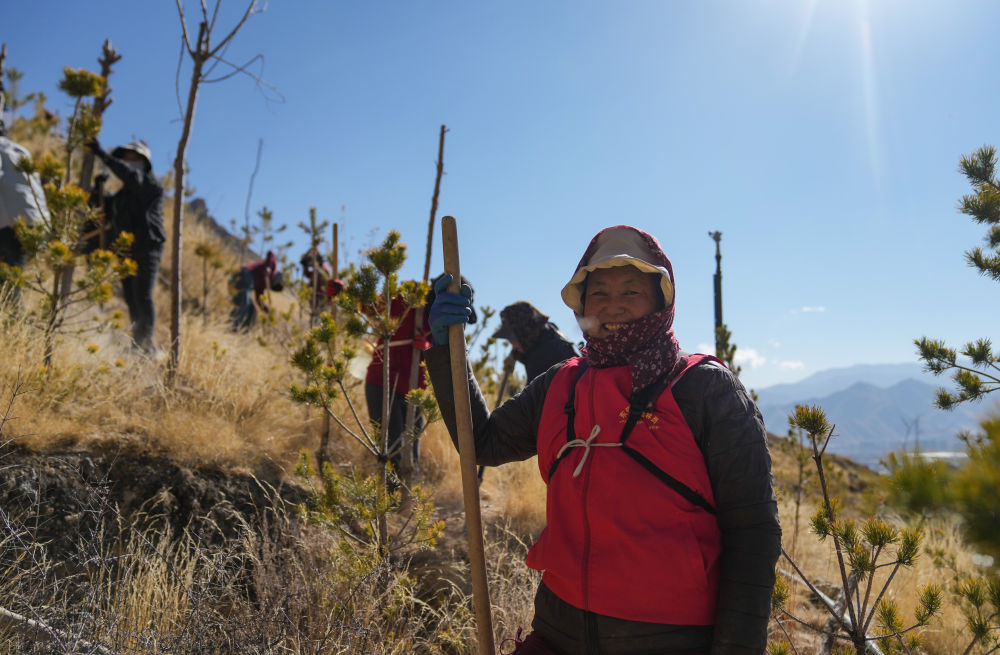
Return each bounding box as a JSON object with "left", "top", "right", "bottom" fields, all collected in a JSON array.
[{"left": 618, "top": 406, "right": 661, "bottom": 430}]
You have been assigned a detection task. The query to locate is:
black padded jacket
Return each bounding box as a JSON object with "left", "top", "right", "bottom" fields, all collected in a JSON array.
[
  {"left": 426, "top": 346, "right": 781, "bottom": 655},
  {"left": 515, "top": 322, "right": 578, "bottom": 384},
  {"left": 93, "top": 146, "right": 165, "bottom": 246}
]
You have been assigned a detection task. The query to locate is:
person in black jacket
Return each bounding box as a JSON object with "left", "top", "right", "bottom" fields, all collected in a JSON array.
[
  {"left": 88, "top": 139, "right": 165, "bottom": 353},
  {"left": 426, "top": 225, "right": 781, "bottom": 655},
  {"left": 493, "top": 301, "right": 578, "bottom": 384}
]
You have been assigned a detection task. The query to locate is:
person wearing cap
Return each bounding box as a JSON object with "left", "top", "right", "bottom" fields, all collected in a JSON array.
[
  {"left": 88, "top": 138, "right": 165, "bottom": 352},
  {"left": 426, "top": 225, "right": 780, "bottom": 655},
  {"left": 0, "top": 114, "right": 51, "bottom": 307},
  {"left": 229, "top": 249, "right": 282, "bottom": 331},
  {"left": 493, "top": 301, "right": 577, "bottom": 386}
]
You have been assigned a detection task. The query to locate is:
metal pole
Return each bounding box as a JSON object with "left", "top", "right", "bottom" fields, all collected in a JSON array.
[{"left": 709, "top": 231, "right": 723, "bottom": 357}]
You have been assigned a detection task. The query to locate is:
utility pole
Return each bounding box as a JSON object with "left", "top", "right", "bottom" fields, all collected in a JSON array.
[{"left": 709, "top": 231, "right": 723, "bottom": 357}]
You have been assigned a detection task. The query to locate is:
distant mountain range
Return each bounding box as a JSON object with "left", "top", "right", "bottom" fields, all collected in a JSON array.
[{"left": 755, "top": 363, "right": 999, "bottom": 468}]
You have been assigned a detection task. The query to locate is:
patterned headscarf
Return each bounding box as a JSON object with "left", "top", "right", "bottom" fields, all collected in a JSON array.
[
  {"left": 565, "top": 226, "right": 682, "bottom": 391},
  {"left": 493, "top": 301, "right": 549, "bottom": 351}
]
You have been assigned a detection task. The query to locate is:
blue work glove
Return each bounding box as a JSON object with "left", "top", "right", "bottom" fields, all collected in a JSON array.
[{"left": 429, "top": 274, "right": 473, "bottom": 345}]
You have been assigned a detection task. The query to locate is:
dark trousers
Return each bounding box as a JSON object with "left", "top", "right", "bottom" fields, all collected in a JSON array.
[
  {"left": 229, "top": 268, "right": 256, "bottom": 331},
  {"left": 0, "top": 226, "right": 26, "bottom": 306},
  {"left": 124, "top": 240, "right": 163, "bottom": 351},
  {"left": 364, "top": 382, "right": 424, "bottom": 470}
]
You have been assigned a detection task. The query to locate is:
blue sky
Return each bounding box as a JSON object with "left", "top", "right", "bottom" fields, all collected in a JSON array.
[{"left": 7, "top": 0, "right": 1000, "bottom": 389}]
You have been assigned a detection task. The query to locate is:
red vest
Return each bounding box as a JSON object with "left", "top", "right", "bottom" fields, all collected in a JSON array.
[
  {"left": 365, "top": 296, "right": 430, "bottom": 393},
  {"left": 525, "top": 355, "right": 722, "bottom": 625}
]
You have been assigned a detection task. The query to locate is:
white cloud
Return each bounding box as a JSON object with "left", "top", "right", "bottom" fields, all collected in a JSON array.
[
  {"left": 779, "top": 360, "right": 805, "bottom": 370},
  {"left": 697, "top": 342, "right": 714, "bottom": 355},
  {"left": 769, "top": 339, "right": 781, "bottom": 349},
  {"left": 789, "top": 306, "right": 827, "bottom": 315},
  {"left": 734, "top": 348, "right": 766, "bottom": 369}
]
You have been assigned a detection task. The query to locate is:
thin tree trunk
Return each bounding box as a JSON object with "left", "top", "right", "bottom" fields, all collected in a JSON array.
[
  {"left": 378, "top": 293, "right": 392, "bottom": 551},
  {"left": 317, "top": 223, "right": 338, "bottom": 471},
  {"left": 79, "top": 40, "right": 121, "bottom": 196},
  {"left": 201, "top": 255, "right": 208, "bottom": 325},
  {"left": 310, "top": 248, "right": 319, "bottom": 326},
  {"left": 63, "top": 98, "right": 82, "bottom": 187},
  {"left": 400, "top": 124, "right": 447, "bottom": 477},
  {"left": 169, "top": 22, "right": 207, "bottom": 383},
  {"left": 43, "top": 273, "right": 61, "bottom": 367}
]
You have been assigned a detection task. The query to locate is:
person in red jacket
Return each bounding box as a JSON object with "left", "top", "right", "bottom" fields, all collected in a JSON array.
[
  {"left": 230, "top": 250, "right": 283, "bottom": 331},
  {"left": 426, "top": 225, "right": 780, "bottom": 655},
  {"left": 365, "top": 273, "right": 475, "bottom": 479}
]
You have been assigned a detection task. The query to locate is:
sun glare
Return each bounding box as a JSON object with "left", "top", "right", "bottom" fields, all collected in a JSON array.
[{"left": 856, "top": 0, "right": 882, "bottom": 187}]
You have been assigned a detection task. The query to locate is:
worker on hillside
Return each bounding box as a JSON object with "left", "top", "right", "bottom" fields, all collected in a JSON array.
[
  {"left": 300, "top": 249, "right": 331, "bottom": 318},
  {"left": 493, "top": 300, "right": 577, "bottom": 386},
  {"left": 230, "top": 249, "right": 282, "bottom": 331},
  {"left": 88, "top": 138, "right": 164, "bottom": 352},
  {"left": 0, "top": 109, "right": 50, "bottom": 308},
  {"left": 426, "top": 225, "right": 780, "bottom": 655},
  {"left": 364, "top": 273, "right": 475, "bottom": 483}
]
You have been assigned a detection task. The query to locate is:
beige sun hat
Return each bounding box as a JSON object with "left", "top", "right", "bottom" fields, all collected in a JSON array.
[{"left": 560, "top": 225, "right": 675, "bottom": 315}]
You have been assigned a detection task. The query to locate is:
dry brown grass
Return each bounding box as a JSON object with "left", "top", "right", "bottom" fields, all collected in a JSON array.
[{"left": 2, "top": 300, "right": 314, "bottom": 472}]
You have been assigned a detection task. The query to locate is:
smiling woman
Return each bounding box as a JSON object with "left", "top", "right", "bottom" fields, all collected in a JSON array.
[
  {"left": 581, "top": 266, "right": 661, "bottom": 338},
  {"left": 425, "top": 224, "right": 781, "bottom": 655}
]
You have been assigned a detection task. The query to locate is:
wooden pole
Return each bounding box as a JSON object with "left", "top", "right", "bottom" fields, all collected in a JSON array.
[{"left": 441, "top": 216, "right": 495, "bottom": 655}]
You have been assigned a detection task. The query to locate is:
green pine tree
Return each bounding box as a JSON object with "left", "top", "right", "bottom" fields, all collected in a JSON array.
[
  {"left": 288, "top": 230, "right": 438, "bottom": 555},
  {"left": 915, "top": 145, "right": 1000, "bottom": 408}
]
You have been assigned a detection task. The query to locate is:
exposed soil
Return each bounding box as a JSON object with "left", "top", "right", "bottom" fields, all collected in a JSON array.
[{"left": 0, "top": 440, "right": 307, "bottom": 559}]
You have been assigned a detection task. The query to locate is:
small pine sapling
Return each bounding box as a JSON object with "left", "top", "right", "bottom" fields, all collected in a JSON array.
[
  {"left": 294, "top": 450, "right": 444, "bottom": 565},
  {"left": 289, "top": 230, "right": 431, "bottom": 553},
  {"left": 0, "top": 158, "right": 135, "bottom": 367},
  {"left": 777, "top": 422, "right": 816, "bottom": 560},
  {"left": 193, "top": 241, "right": 223, "bottom": 325},
  {"left": 773, "top": 405, "right": 943, "bottom": 655},
  {"left": 2, "top": 65, "right": 38, "bottom": 123},
  {"left": 954, "top": 576, "right": 1000, "bottom": 654},
  {"left": 56, "top": 67, "right": 103, "bottom": 186},
  {"left": 296, "top": 207, "right": 329, "bottom": 326}
]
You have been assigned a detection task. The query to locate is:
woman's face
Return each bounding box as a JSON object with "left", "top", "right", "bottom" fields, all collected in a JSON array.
[{"left": 582, "top": 265, "right": 660, "bottom": 338}]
